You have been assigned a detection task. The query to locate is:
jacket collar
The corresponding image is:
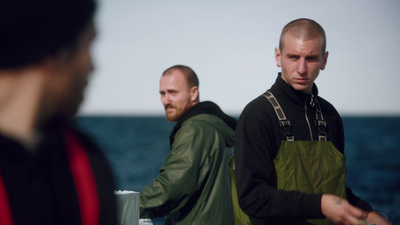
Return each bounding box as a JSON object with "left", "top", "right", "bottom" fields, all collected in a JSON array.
[
  {"left": 269, "top": 73, "right": 319, "bottom": 110},
  {"left": 169, "top": 101, "right": 236, "bottom": 147}
]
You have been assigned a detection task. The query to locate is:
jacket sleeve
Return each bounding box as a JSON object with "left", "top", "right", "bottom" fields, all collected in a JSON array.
[
  {"left": 139, "top": 120, "right": 209, "bottom": 218},
  {"left": 234, "top": 100, "right": 324, "bottom": 220}
]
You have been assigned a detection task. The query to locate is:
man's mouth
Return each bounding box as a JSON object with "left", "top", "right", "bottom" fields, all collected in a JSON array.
[
  {"left": 295, "top": 78, "right": 308, "bottom": 84},
  {"left": 165, "top": 105, "right": 175, "bottom": 111}
]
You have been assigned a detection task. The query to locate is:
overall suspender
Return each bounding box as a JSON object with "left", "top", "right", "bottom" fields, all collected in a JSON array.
[
  {"left": 263, "top": 91, "right": 294, "bottom": 141},
  {"left": 0, "top": 130, "right": 100, "bottom": 225},
  {"left": 263, "top": 91, "right": 327, "bottom": 141},
  {"left": 313, "top": 97, "right": 328, "bottom": 141}
]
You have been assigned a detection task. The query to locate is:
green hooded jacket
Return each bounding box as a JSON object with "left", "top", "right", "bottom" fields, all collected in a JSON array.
[{"left": 140, "top": 102, "right": 235, "bottom": 225}]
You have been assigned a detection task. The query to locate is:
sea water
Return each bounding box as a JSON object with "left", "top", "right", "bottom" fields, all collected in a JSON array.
[{"left": 75, "top": 116, "right": 400, "bottom": 225}]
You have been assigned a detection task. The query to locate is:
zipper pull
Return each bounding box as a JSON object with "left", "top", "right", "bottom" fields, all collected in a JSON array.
[{"left": 310, "top": 95, "right": 315, "bottom": 107}]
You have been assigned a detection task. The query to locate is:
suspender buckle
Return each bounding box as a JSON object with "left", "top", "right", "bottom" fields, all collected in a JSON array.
[
  {"left": 315, "top": 120, "right": 326, "bottom": 133},
  {"left": 315, "top": 119, "right": 327, "bottom": 141},
  {"left": 280, "top": 120, "right": 294, "bottom": 141}
]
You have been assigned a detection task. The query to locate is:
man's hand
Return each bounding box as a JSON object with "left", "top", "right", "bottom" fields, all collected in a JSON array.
[
  {"left": 366, "top": 211, "right": 392, "bottom": 225},
  {"left": 321, "top": 194, "right": 368, "bottom": 225}
]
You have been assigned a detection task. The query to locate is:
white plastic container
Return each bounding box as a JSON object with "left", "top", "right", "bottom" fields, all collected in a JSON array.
[
  {"left": 114, "top": 190, "right": 140, "bottom": 225},
  {"left": 139, "top": 218, "right": 153, "bottom": 225}
]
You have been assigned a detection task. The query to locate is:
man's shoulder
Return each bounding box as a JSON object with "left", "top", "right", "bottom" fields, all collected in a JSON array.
[
  {"left": 179, "top": 113, "right": 234, "bottom": 134},
  {"left": 183, "top": 113, "right": 224, "bottom": 127},
  {"left": 240, "top": 92, "right": 276, "bottom": 118},
  {"left": 316, "top": 95, "right": 340, "bottom": 116}
]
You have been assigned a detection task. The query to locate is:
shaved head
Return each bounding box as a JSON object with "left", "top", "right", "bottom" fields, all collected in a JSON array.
[{"left": 279, "top": 18, "right": 326, "bottom": 54}]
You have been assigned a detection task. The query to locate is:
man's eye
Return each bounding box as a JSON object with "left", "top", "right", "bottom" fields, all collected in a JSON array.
[{"left": 307, "top": 57, "right": 319, "bottom": 62}]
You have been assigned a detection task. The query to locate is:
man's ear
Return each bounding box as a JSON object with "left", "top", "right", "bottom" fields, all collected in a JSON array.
[
  {"left": 275, "top": 47, "right": 282, "bottom": 67},
  {"left": 190, "top": 86, "right": 199, "bottom": 102},
  {"left": 320, "top": 51, "right": 329, "bottom": 70}
]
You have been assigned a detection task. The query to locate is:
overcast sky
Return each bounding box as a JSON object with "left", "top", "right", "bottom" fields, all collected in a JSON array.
[{"left": 79, "top": 0, "right": 400, "bottom": 116}]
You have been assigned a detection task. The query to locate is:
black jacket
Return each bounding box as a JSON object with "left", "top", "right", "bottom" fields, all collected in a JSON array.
[
  {"left": 0, "top": 121, "right": 117, "bottom": 225},
  {"left": 234, "top": 74, "right": 372, "bottom": 220}
]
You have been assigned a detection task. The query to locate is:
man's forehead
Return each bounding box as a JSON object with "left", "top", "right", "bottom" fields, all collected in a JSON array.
[
  {"left": 160, "top": 72, "right": 189, "bottom": 88},
  {"left": 282, "top": 34, "right": 324, "bottom": 54},
  {"left": 284, "top": 30, "right": 323, "bottom": 42}
]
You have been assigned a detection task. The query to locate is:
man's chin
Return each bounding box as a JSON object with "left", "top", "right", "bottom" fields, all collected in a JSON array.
[{"left": 165, "top": 113, "right": 178, "bottom": 122}]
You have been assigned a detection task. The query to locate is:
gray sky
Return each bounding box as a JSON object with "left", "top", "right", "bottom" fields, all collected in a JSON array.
[{"left": 79, "top": 0, "right": 400, "bottom": 116}]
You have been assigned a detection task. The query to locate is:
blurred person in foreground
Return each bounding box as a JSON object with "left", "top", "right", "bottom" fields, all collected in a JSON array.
[
  {"left": 0, "top": 0, "right": 117, "bottom": 225},
  {"left": 233, "top": 18, "right": 391, "bottom": 225},
  {"left": 140, "top": 65, "right": 236, "bottom": 224}
]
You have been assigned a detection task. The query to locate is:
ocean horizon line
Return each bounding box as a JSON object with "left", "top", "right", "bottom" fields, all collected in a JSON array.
[{"left": 76, "top": 113, "right": 400, "bottom": 118}]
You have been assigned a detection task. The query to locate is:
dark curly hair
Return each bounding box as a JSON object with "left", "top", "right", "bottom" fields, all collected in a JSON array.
[{"left": 0, "top": 0, "right": 96, "bottom": 69}]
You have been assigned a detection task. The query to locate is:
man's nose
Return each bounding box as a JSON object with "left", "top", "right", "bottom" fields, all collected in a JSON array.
[
  {"left": 161, "top": 94, "right": 171, "bottom": 105},
  {"left": 297, "top": 59, "right": 307, "bottom": 75},
  {"left": 89, "top": 56, "right": 94, "bottom": 73}
]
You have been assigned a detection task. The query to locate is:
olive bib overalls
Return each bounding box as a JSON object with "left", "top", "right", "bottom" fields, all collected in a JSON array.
[{"left": 230, "top": 91, "right": 346, "bottom": 225}]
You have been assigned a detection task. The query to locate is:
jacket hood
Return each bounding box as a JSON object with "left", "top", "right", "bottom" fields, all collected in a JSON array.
[{"left": 169, "top": 101, "right": 236, "bottom": 147}]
